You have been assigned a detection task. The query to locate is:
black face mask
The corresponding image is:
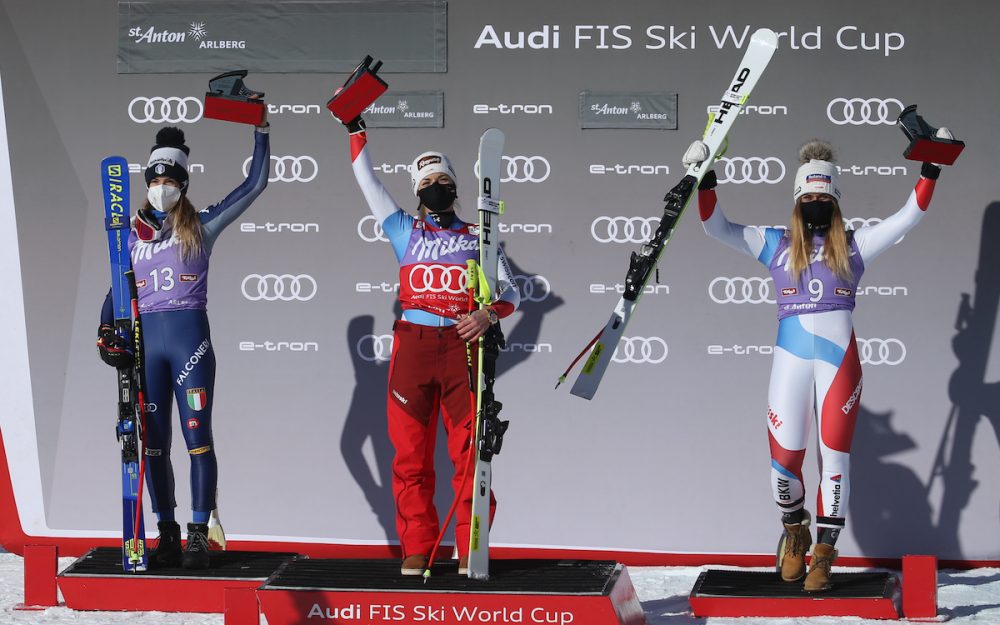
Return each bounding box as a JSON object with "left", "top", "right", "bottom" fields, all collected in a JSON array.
[
  {"left": 417, "top": 182, "right": 457, "bottom": 214},
  {"left": 800, "top": 199, "right": 834, "bottom": 232}
]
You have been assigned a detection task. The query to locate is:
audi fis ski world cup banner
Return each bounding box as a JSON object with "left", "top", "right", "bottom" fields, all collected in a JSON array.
[{"left": 0, "top": 0, "right": 998, "bottom": 566}]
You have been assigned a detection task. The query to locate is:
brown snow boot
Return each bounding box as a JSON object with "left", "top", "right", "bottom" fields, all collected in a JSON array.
[
  {"left": 777, "top": 511, "right": 812, "bottom": 582},
  {"left": 804, "top": 543, "right": 838, "bottom": 592}
]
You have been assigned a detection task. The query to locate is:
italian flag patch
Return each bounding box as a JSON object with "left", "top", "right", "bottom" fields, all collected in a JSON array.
[{"left": 187, "top": 387, "right": 207, "bottom": 411}]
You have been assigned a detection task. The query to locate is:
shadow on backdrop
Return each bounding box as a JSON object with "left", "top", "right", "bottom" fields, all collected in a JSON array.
[
  {"left": 340, "top": 314, "right": 396, "bottom": 542},
  {"left": 497, "top": 248, "right": 565, "bottom": 376},
  {"left": 929, "top": 201, "right": 1000, "bottom": 559},
  {"left": 850, "top": 404, "right": 937, "bottom": 555},
  {"left": 339, "top": 249, "right": 565, "bottom": 546}
]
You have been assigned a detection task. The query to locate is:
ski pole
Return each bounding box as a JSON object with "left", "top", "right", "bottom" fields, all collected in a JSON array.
[{"left": 555, "top": 328, "right": 604, "bottom": 389}]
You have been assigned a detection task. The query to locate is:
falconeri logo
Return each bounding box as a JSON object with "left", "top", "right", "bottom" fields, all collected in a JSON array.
[{"left": 128, "top": 22, "right": 247, "bottom": 49}]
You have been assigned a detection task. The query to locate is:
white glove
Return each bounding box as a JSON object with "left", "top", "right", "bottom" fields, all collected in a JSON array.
[{"left": 682, "top": 140, "right": 710, "bottom": 167}]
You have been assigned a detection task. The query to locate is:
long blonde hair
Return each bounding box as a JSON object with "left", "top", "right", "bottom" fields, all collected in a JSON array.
[
  {"left": 786, "top": 198, "right": 852, "bottom": 283},
  {"left": 143, "top": 194, "right": 204, "bottom": 261}
]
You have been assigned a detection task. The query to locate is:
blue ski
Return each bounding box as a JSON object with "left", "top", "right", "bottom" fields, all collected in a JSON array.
[{"left": 101, "top": 156, "right": 147, "bottom": 572}]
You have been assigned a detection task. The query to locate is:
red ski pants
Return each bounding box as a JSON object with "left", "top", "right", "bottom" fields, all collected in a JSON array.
[{"left": 387, "top": 320, "right": 496, "bottom": 558}]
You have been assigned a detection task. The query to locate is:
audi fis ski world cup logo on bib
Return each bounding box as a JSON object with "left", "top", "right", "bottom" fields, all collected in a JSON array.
[
  {"left": 241, "top": 274, "right": 317, "bottom": 301},
  {"left": 244, "top": 156, "right": 318, "bottom": 183},
  {"left": 357, "top": 334, "right": 394, "bottom": 363},
  {"left": 129, "top": 96, "right": 203, "bottom": 124},
  {"left": 591, "top": 216, "right": 657, "bottom": 244},
  {"left": 475, "top": 156, "right": 550, "bottom": 183},
  {"left": 826, "top": 98, "right": 904, "bottom": 125},
  {"left": 716, "top": 156, "right": 785, "bottom": 184},
  {"left": 407, "top": 264, "right": 468, "bottom": 295},
  {"left": 709, "top": 277, "right": 776, "bottom": 304},
  {"left": 612, "top": 336, "right": 668, "bottom": 364},
  {"left": 856, "top": 338, "right": 906, "bottom": 365}
]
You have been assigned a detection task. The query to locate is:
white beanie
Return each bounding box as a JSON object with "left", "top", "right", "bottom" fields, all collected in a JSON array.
[
  {"left": 792, "top": 140, "right": 841, "bottom": 202},
  {"left": 410, "top": 151, "right": 456, "bottom": 196}
]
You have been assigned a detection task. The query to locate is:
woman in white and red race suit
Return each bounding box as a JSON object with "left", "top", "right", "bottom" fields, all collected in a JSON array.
[
  {"left": 686, "top": 136, "right": 947, "bottom": 591},
  {"left": 337, "top": 114, "right": 520, "bottom": 575}
]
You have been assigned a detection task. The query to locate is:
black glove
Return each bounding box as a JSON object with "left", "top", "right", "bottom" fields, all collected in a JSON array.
[
  {"left": 347, "top": 116, "right": 366, "bottom": 135},
  {"left": 698, "top": 169, "right": 718, "bottom": 190},
  {"left": 921, "top": 162, "right": 941, "bottom": 180},
  {"left": 97, "top": 324, "right": 133, "bottom": 369}
]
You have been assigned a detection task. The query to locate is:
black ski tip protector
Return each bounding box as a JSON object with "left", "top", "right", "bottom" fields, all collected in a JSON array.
[
  {"left": 204, "top": 69, "right": 266, "bottom": 125},
  {"left": 326, "top": 55, "right": 389, "bottom": 123},
  {"left": 897, "top": 104, "right": 965, "bottom": 165}
]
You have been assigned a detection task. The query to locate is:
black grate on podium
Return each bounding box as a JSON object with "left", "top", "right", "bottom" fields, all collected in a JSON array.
[
  {"left": 60, "top": 547, "right": 298, "bottom": 580},
  {"left": 263, "top": 559, "right": 621, "bottom": 595},
  {"left": 692, "top": 570, "right": 896, "bottom": 599}
]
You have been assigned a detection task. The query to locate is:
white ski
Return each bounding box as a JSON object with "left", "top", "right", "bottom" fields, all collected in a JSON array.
[
  {"left": 564, "top": 28, "right": 779, "bottom": 400},
  {"left": 467, "top": 128, "right": 507, "bottom": 580}
]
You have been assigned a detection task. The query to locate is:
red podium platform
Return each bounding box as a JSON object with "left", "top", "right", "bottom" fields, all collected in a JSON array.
[
  {"left": 689, "top": 569, "right": 900, "bottom": 619},
  {"left": 57, "top": 547, "right": 298, "bottom": 613},
  {"left": 257, "top": 558, "right": 646, "bottom": 625}
]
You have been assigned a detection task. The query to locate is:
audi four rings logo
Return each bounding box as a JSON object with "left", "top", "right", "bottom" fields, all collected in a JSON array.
[
  {"left": 243, "top": 155, "right": 319, "bottom": 183},
  {"left": 591, "top": 216, "right": 658, "bottom": 244},
  {"left": 357, "top": 334, "right": 394, "bottom": 362},
  {"left": 514, "top": 274, "right": 552, "bottom": 302},
  {"left": 475, "top": 156, "right": 551, "bottom": 183},
  {"left": 408, "top": 264, "right": 468, "bottom": 294},
  {"left": 357, "top": 215, "right": 389, "bottom": 243},
  {"left": 826, "top": 98, "right": 904, "bottom": 125},
  {"left": 857, "top": 338, "right": 906, "bottom": 365},
  {"left": 241, "top": 274, "right": 318, "bottom": 301},
  {"left": 129, "top": 96, "right": 203, "bottom": 123},
  {"left": 612, "top": 336, "right": 668, "bottom": 364},
  {"left": 716, "top": 157, "right": 785, "bottom": 184},
  {"left": 709, "top": 277, "right": 775, "bottom": 304}
]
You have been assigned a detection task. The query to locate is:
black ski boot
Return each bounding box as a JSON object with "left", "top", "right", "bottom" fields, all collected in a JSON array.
[
  {"left": 182, "top": 522, "right": 211, "bottom": 570},
  {"left": 150, "top": 520, "right": 182, "bottom": 568}
]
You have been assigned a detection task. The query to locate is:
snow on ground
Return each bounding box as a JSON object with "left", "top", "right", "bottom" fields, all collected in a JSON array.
[{"left": 1, "top": 553, "right": 999, "bottom": 624}]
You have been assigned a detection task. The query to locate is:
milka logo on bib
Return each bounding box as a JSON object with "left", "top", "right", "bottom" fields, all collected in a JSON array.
[
  {"left": 132, "top": 234, "right": 179, "bottom": 263},
  {"left": 410, "top": 235, "right": 478, "bottom": 263}
]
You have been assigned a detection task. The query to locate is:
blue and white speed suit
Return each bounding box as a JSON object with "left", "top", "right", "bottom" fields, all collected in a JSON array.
[
  {"left": 101, "top": 127, "right": 269, "bottom": 521},
  {"left": 698, "top": 174, "right": 937, "bottom": 533}
]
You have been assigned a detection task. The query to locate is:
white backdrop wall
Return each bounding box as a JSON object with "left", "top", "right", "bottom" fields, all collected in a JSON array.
[{"left": 0, "top": 0, "right": 998, "bottom": 561}]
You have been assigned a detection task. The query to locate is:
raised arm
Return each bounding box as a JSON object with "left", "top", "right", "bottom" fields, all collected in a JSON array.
[
  {"left": 698, "top": 174, "right": 773, "bottom": 264},
  {"left": 853, "top": 163, "right": 939, "bottom": 264},
  {"left": 200, "top": 126, "right": 270, "bottom": 250}
]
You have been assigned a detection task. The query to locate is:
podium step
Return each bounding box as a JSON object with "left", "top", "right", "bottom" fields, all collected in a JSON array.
[
  {"left": 689, "top": 569, "right": 900, "bottom": 619},
  {"left": 259, "top": 558, "right": 646, "bottom": 625},
  {"left": 58, "top": 546, "right": 298, "bottom": 612}
]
